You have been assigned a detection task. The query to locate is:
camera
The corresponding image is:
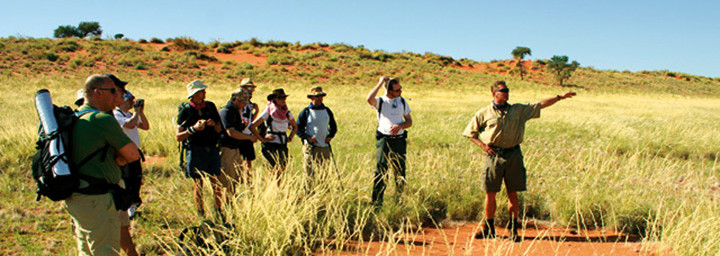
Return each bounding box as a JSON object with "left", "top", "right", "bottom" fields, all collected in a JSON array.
[{"left": 133, "top": 99, "right": 144, "bottom": 107}]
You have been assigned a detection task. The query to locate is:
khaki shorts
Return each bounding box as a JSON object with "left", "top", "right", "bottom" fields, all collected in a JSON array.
[
  {"left": 220, "top": 147, "right": 250, "bottom": 191},
  {"left": 482, "top": 148, "right": 527, "bottom": 193},
  {"left": 65, "top": 193, "right": 121, "bottom": 256},
  {"left": 118, "top": 210, "right": 130, "bottom": 227},
  {"left": 302, "top": 144, "right": 332, "bottom": 176}
]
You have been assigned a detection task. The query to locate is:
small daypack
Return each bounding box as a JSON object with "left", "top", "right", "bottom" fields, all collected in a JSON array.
[{"left": 31, "top": 105, "right": 105, "bottom": 201}]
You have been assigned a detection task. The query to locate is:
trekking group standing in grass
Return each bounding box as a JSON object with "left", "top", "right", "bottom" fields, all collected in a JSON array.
[{"left": 49, "top": 73, "right": 575, "bottom": 255}]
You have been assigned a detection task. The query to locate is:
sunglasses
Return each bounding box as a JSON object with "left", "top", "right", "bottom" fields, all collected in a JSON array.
[
  {"left": 96, "top": 87, "right": 118, "bottom": 94},
  {"left": 497, "top": 88, "right": 510, "bottom": 93}
]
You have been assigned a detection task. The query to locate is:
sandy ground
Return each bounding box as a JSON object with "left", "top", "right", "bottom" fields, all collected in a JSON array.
[{"left": 325, "top": 222, "right": 664, "bottom": 256}]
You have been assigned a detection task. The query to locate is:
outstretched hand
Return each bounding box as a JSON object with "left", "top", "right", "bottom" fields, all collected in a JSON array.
[{"left": 560, "top": 91, "right": 577, "bottom": 100}]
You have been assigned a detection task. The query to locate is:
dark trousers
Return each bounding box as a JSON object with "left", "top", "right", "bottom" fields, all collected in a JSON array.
[
  {"left": 261, "top": 143, "right": 289, "bottom": 168},
  {"left": 122, "top": 155, "right": 143, "bottom": 205},
  {"left": 372, "top": 136, "right": 407, "bottom": 205}
]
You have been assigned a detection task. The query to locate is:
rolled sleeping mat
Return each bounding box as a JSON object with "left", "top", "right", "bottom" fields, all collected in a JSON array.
[{"left": 35, "top": 89, "right": 71, "bottom": 176}]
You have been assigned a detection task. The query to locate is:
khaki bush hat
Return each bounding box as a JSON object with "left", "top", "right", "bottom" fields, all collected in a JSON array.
[
  {"left": 307, "top": 86, "right": 327, "bottom": 97},
  {"left": 239, "top": 78, "right": 256, "bottom": 91},
  {"left": 74, "top": 89, "right": 84, "bottom": 106},
  {"left": 231, "top": 88, "right": 251, "bottom": 104},
  {"left": 186, "top": 80, "right": 208, "bottom": 98}
]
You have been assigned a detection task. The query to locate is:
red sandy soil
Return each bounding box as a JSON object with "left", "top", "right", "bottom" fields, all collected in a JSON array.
[
  {"left": 144, "top": 156, "right": 165, "bottom": 165},
  {"left": 325, "top": 222, "right": 667, "bottom": 256}
]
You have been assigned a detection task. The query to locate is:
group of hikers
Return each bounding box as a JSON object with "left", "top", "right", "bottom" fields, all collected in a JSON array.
[{"left": 61, "top": 73, "right": 575, "bottom": 255}]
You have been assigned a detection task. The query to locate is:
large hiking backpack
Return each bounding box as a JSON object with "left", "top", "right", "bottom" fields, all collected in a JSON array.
[{"left": 32, "top": 90, "right": 104, "bottom": 201}]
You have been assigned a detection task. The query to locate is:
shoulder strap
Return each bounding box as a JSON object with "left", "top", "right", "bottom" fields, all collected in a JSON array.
[
  {"left": 400, "top": 97, "right": 406, "bottom": 113},
  {"left": 73, "top": 109, "right": 108, "bottom": 170},
  {"left": 75, "top": 109, "right": 99, "bottom": 118},
  {"left": 377, "top": 97, "right": 383, "bottom": 120}
]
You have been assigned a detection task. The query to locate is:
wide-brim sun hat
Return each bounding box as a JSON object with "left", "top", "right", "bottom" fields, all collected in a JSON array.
[
  {"left": 307, "top": 86, "right": 327, "bottom": 97},
  {"left": 187, "top": 80, "right": 209, "bottom": 98},
  {"left": 267, "top": 88, "right": 289, "bottom": 101},
  {"left": 74, "top": 89, "right": 84, "bottom": 106},
  {"left": 239, "top": 78, "right": 256, "bottom": 90},
  {"left": 231, "top": 88, "right": 251, "bottom": 104}
]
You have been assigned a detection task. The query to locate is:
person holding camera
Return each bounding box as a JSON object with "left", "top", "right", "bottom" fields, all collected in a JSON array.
[
  {"left": 366, "top": 76, "right": 413, "bottom": 207},
  {"left": 113, "top": 89, "right": 149, "bottom": 212}
]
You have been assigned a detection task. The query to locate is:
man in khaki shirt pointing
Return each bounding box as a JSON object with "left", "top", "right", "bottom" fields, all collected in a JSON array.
[{"left": 463, "top": 80, "right": 576, "bottom": 242}]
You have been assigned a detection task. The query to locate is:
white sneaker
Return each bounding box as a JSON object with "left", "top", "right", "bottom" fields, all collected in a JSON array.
[{"left": 128, "top": 205, "right": 138, "bottom": 219}]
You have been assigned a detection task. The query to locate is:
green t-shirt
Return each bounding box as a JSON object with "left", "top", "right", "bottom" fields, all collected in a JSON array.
[{"left": 72, "top": 105, "right": 133, "bottom": 184}]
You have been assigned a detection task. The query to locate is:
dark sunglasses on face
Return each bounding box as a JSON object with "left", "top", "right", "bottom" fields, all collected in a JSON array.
[
  {"left": 96, "top": 87, "right": 118, "bottom": 94},
  {"left": 498, "top": 88, "right": 510, "bottom": 93}
]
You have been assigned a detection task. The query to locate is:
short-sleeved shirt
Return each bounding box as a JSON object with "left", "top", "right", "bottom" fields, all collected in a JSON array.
[
  {"left": 462, "top": 102, "right": 541, "bottom": 148},
  {"left": 72, "top": 105, "right": 133, "bottom": 184},
  {"left": 113, "top": 108, "right": 141, "bottom": 147},
  {"left": 176, "top": 101, "right": 221, "bottom": 147},
  {"left": 374, "top": 96, "right": 411, "bottom": 135},
  {"left": 219, "top": 101, "right": 252, "bottom": 148},
  {"left": 258, "top": 107, "right": 294, "bottom": 144}
]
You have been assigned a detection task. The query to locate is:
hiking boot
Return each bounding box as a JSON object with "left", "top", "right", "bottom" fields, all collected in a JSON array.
[
  {"left": 474, "top": 227, "right": 496, "bottom": 239},
  {"left": 475, "top": 219, "right": 496, "bottom": 239},
  {"left": 508, "top": 218, "right": 521, "bottom": 242}
]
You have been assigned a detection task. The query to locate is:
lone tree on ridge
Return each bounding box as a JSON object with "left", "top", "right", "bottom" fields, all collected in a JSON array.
[
  {"left": 511, "top": 46, "right": 531, "bottom": 80},
  {"left": 546, "top": 55, "right": 580, "bottom": 86}
]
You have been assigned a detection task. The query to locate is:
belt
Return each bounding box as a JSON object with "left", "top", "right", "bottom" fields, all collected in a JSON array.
[
  {"left": 490, "top": 145, "right": 520, "bottom": 155},
  {"left": 376, "top": 131, "right": 407, "bottom": 140}
]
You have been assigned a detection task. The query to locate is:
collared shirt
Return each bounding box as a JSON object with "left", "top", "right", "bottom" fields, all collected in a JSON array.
[
  {"left": 218, "top": 101, "right": 252, "bottom": 148},
  {"left": 73, "top": 105, "right": 133, "bottom": 184},
  {"left": 462, "top": 102, "right": 541, "bottom": 148},
  {"left": 374, "top": 96, "right": 411, "bottom": 135}
]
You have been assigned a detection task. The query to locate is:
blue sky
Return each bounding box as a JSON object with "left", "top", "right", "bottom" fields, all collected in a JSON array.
[{"left": 2, "top": 0, "right": 718, "bottom": 77}]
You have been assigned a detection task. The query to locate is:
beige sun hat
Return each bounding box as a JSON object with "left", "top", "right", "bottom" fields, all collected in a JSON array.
[
  {"left": 239, "top": 78, "right": 256, "bottom": 91},
  {"left": 186, "top": 80, "right": 208, "bottom": 98},
  {"left": 231, "top": 88, "right": 251, "bottom": 104},
  {"left": 74, "top": 89, "right": 84, "bottom": 106},
  {"left": 307, "top": 86, "right": 327, "bottom": 97}
]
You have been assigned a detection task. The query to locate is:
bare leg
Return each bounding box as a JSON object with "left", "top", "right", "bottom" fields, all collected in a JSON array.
[
  {"left": 507, "top": 190, "right": 519, "bottom": 219},
  {"left": 484, "top": 192, "right": 497, "bottom": 219},
  {"left": 120, "top": 225, "right": 139, "bottom": 256},
  {"left": 193, "top": 179, "right": 204, "bottom": 215}
]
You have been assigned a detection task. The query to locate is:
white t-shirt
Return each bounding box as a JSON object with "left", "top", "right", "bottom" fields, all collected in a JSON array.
[
  {"left": 240, "top": 104, "right": 254, "bottom": 135},
  {"left": 113, "top": 109, "right": 141, "bottom": 147},
  {"left": 258, "top": 107, "right": 294, "bottom": 144},
  {"left": 374, "top": 96, "right": 411, "bottom": 135}
]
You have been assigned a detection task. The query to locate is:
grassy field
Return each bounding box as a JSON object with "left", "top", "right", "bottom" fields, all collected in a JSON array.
[{"left": 0, "top": 38, "right": 719, "bottom": 255}]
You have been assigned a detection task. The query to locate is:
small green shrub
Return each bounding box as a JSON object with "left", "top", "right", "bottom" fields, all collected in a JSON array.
[
  {"left": 216, "top": 47, "right": 232, "bottom": 54},
  {"left": 138, "top": 39, "right": 148, "bottom": 43},
  {"left": 151, "top": 37, "right": 164, "bottom": 44},
  {"left": 172, "top": 37, "right": 202, "bottom": 50},
  {"left": 46, "top": 52, "right": 59, "bottom": 62}
]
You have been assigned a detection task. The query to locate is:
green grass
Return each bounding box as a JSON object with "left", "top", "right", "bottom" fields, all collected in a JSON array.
[{"left": 0, "top": 38, "right": 719, "bottom": 255}]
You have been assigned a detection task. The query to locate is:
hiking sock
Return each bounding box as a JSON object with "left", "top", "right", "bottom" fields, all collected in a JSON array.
[{"left": 475, "top": 219, "right": 496, "bottom": 239}]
